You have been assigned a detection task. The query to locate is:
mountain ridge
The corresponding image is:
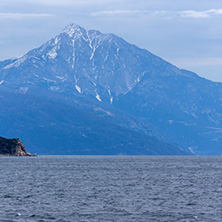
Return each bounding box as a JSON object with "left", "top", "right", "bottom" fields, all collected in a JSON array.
[
  {"left": 0, "top": 23, "right": 183, "bottom": 99},
  {"left": 0, "top": 90, "right": 188, "bottom": 155},
  {"left": 0, "top": 23, "right": 222, "bottom": 155}
]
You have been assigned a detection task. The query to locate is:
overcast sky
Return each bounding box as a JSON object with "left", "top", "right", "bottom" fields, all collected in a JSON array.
[{"left": 0, "top": 0, "right": 222, "bottom": 82}]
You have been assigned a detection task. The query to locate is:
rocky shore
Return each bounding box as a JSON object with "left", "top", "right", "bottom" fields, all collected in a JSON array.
[{"left": 0, "top": 136, "right": 36, "bottom": 156}]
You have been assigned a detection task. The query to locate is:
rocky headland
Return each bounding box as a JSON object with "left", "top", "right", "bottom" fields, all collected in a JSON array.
[{"left": 0, "top": 136, "right": 36, "bottom": 156}]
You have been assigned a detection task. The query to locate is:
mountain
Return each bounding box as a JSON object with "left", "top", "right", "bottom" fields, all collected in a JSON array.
[
  {"left": 0, "top": 23, "right": 221, "bottom": 155},
  {"left": 0, "top": 91, "right": 186, "bottom": 155},
  {"left": 0, "top": 24, "right": 165, "bottom": 101}
]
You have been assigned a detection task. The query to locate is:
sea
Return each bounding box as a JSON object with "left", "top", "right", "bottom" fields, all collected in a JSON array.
[{"left": 1, "top": 156, "right": 222, "bottom": 222}]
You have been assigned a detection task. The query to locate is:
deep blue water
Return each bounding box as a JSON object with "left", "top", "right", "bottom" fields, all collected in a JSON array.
[{"left": 1, "top": 156, "right": 222, "bottom": 222}]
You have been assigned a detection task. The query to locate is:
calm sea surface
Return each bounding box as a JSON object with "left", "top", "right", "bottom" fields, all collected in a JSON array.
[{"left": 1, "top": 156, "right": 222, "bottom": 222}]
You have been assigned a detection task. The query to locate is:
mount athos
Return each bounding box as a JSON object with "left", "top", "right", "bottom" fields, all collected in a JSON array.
[{"left": 0, "top": 23, "right": 222, "bottom": 155}]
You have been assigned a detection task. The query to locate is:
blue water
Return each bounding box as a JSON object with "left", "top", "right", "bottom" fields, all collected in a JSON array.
[{"left": 1, "top": 156, "right": 222, "bottom": 222}]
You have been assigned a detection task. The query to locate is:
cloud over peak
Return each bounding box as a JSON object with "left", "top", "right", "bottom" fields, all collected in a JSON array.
[
  {"left": 179, "top": 9, "right": 222, "bottom": 18},
  {"left": 0, "top": 13, "right": 52, "bottom": 20},
  {"left": 91, "top": 8, "right": 222, "bottom": 19},
  {"left": 91, "top": 10, "right": 148, "bottom": 17}
]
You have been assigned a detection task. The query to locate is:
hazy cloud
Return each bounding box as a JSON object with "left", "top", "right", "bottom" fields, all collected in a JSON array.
[
  {"left": 0, "top": 13, "right": 53, "bottom": 19},
  {"left": 179, "top": 9, "right": 222, "bottom": 18},
  {"left": 154, "top": 9, "right": 222, "bottom": 19},
  {"left": 91, "top": 10, "right": 148, "bottom": 17},
  {"left": 92, "top": 8, "right": 222, "bottom": 19},
  {"left": 17, "top": 0, "right": 130, "bottom": 6}
]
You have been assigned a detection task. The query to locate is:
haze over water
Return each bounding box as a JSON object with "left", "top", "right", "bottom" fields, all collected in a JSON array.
[{"left": 1, "top": 156, "right": 222, "bottom": 221}]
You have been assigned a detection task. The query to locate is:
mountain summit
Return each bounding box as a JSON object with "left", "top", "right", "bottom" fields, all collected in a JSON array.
[
  {"left": 0, "top": 24, "right": 222, "bottom": 155},
  {"left": 0, "top": 23, "right": 173, "bottom": 102}
]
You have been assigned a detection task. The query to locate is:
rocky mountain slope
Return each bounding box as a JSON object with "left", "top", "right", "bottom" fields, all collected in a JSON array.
[{"left": 0, "top": 23, "right": 222, "bottom": 155}]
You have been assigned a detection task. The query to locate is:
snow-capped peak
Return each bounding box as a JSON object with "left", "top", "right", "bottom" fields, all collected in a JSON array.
[{"left": 63, "top": 23, "right": 86, "bottom": 38}]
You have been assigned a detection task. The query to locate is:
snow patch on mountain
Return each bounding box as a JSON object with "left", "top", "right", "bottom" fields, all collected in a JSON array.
[
  {"left": 107, "top": 88, "right": 113, "bottom": 104},
  {"left": 63, "top": 23, "right": 86, "bottom": 39},
  {"left": 71, "top": 40, "right": 75, "bottom": 69},
  {"left": 56, "top": 76, "right": 64, "bottom": 80},
  {"left": 50, "top": 86, "right": 60, "bottom": 91},
  {"left": 54, "top": 37, "right": 60, "bottom": 45},
  {"left": 3, "top": 56, "right": 27, "bottom": 69},
  {"left": 47, "top": 48, "right": 58, "bottom": 59},
  {"left": 178, "top": 121, "right": 196, "bottom": 126},
  {"left": 63, "top": 24, "right": 78, "bottom": 37},
  {"left": 94, "top": 107, "right": 114, "bottom": 116},
  {"left": 96, "top": 93, "right": 102, "bottom": 102},
  {"left": 75, "top": 85, "right": 81, "bottom": 93},
  {"left": 90, "top": 46, "right": 97, "bottom": 60},
  {"left": 207, "top": 127, "right": 222, "bottom": 132},
  {"left": 43, "top": 77, "right": 56, "bottom": 83},
  {"left": 188, "top": 147, "right": 195, "bottom": 154},
  {"left": 19, "top": 87, "right": 29, "bottom": 94},
  {"left": 211, "top": 137, "right": 222, "bottom": 142},
  {"left": 169, "top": 120, "right": 173, "bottom": 125}
]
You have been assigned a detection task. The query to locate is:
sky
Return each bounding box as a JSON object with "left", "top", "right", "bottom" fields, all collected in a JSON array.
[{"left": 0, "top": 0, "right": 222, "bottom": 82}]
